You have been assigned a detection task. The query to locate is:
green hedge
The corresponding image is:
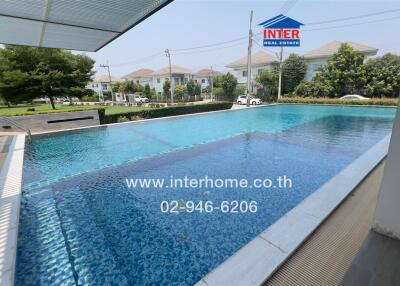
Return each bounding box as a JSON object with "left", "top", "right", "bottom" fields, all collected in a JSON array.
[
  {"left": 278, "top": 97, "right": 398, "bottom": 106},
  {"left": 102, "top": 102, "right": 233, "bottom": 124}
]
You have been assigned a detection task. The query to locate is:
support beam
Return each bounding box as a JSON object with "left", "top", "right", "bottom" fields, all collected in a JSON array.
[{"left": 373, "top": 100, "right": 400, "bottom": 239}]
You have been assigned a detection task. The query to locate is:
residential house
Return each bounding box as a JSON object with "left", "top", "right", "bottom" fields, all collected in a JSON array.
[
  {"left": 86, "top": 75, "right": 123, "bottom": 99},
  {"left": 226, "top": 51, "right": 279, "bottom": 88},
  {"left": 152, "top": 65, "right": 193, "bottom": 95},
  {"left": 193, "top": 69, "right": 222, "bottom": 89},
  {"left": 122, "top": 68, "right": 154, "bottom": 88},
  {"left": 304, "top": 41, "right": 378, "bottom": 80}
]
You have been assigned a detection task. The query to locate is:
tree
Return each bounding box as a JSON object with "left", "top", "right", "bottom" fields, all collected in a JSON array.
[
  {"left": 144, "top": 83, "right": 151, "bottom": 97},
  {"left": 255, "top": 70, "right": 278, "bottom": 101},
  {"left": 294, "top": 81, "right": 334, "bottom": 98},
  {"left": 186, "top": 79, "right": 196, "bottom": 96},
  {"left": 163, "top": 79, "right": 171, "bottom": 98},
  {"left": 315, "top": 43, "right": 365, "bottom": 97},
  {"left": 0, "top": 45, "right": 95, "bottom": 109},
  {"left": 194, "top": 83, "right": 201, "bottom": 96},
  {"left": 112, "top": 82, "right": 122, "bottom": 93},
  {"left": 282, "top": 54, "right": 307, "bottom": 94},
  {"left": 234, "top": 85, "right": 246, "bottom": 97},
  {"left": 213, "top": 76, "right": 223, "bottom": 88},
  {"left": 135, "top": 83, "right": 144, "bottom": 93},
  {"left": 221, "top": 73, "right": 237, "bottom": 99},
  {"left": 362, "top": 53, "right": 400, "bottom": 98},
  {"left": 0, "top": 70, "right": 36, "bottom": 106},
  {"left": 123, "top": 80, "right": 135, "bottom": 94},
  {"left": 174, "top": 85, "right": 186, "bottom": 100}
]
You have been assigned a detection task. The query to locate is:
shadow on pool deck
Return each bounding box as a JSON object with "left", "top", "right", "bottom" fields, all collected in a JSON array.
[{"left": 264, "top": 161, "right": 386, "bottom": 286}]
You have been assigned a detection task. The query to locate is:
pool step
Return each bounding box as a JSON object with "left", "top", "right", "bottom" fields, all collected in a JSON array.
[
  {"left": 16, "top": 189, "right": 76, "bottom": 286},
  {"left": 53, "top": 187, "right": 130, "bottom": 285}
]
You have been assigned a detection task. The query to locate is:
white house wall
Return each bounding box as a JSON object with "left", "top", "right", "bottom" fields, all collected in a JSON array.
[
  {"left": 305, "top": 58, "right": 328, "bottom": 81},
  {"left": 233, "top": 64, "right": 278, "bottom": 85}
]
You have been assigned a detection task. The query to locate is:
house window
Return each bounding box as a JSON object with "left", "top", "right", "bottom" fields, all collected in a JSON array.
[
  {"left": 158, "top": 92, "right": 161, "bottom": 96},
  {"left": 194, "top": 79, "right": 198, "bottom": 83},
  {"left": 136, "top": 80, "right": 139, "bottom": 83},
  {"left": 312, "top": 64, "right": 323, "bottom": 72},
  {"left": 201, "top": 79, "right": 205, "bottom": 83},
  {"left": 242, "top": 70, "right": 247, "bottom": 77},
  {"left": 157, "top": 78, "right": 161, "bottom": 83},
  {"left": 258, "top": 69, "right": 264, "bottom": 74},
  {"left": 102, "top": 83, "right": 108, "bottom": 90},
  {"left": 174, "top": 78, "right": 179, "bottom": 84}
]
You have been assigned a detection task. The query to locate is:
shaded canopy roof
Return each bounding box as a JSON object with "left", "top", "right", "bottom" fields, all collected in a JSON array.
[
  {"left": 226, "top": 51, "right": 279, "bottom": 69},
  {"left": 0, "top": 0, "right": 173, "bottom": 51},
  {"left": 153, "top": 65, "right": 192, "bottom": 76},
  {"left": 303, "top": 41, "right": 378, "bottom": 59},
  {"left": 122, "top": 68, "right": 154, "bottom": 79},
  {"left": 195, "top": 69, "right": 222, "bottom": 77}
]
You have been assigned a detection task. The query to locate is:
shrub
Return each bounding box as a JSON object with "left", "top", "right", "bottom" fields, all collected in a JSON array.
[
  {"left": 81, "top": 95, "right": 98, "bottom": 102},
  {"left": 294, "top": 81, "right": 334, "bottom": 98},
  {"left": 278, "top": 96, "right": 398, "bottom": 106},
  {"left": 174, "top": 85, "right": 187, "bottom": 100},
  {"left": 234, "top": 85, "right": 246, "bottom": 97},
  {"left": 102, "top": 102, "right": 233, "bottom": 124},
  {"left": 117, "top": 116, "right": 130, "bottom": 123},
  {"left": 213, "top": 87, "right": 224, "bottom": 99}
]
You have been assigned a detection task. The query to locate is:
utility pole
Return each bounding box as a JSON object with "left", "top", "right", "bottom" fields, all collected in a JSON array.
[
  {"left": 100, "top": 62, "right": 115, "bottom": 106},
  {"left": 210, "top": 65, "right": 214, "bottom": 101},
  {"left": 277, "top": 45, "right": 283, "bottom": 100},
  {"left": 246, "top": 10, "right": 253, "bottom": 107},
  {"left": 165, "top": 49, "right": 174, "bottom": 104}
]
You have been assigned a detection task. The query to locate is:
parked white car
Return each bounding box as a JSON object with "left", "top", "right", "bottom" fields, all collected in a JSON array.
[
  {"left": 340, "top": 94, "right": 369, "bottom": 100},
  {"left": 237, "top": 95, "right": 262, "bottom": 105},
  {"left": 139, "top": 96, "right": 150, "bottom": 103},
  {"left": 129, "top": 95, "right": 149, "bottom": 103}
]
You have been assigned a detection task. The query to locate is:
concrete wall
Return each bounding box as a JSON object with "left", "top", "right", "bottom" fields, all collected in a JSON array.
[
  {"left": 0, "top": 110, "right": 100, "bottom": 133},
  {"left": 373, "top": 101, "right": 400, "bottom": 240}
]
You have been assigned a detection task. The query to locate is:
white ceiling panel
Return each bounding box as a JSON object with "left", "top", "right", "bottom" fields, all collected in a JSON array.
[
  {"left": 0, "top": 0, "right": 173, "bottom": 51},
  {"left": 0, "top": 16, "right": 42, "bottom": 46}
]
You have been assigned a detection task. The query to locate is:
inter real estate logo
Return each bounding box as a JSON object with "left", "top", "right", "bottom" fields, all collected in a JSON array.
[{"left": 259, "top": 14, "right": 304, "bottom": 47}]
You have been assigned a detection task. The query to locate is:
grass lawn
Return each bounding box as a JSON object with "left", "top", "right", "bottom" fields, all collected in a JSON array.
[{"left": 0, "top": 104, "right": 150, "bottom": 116}]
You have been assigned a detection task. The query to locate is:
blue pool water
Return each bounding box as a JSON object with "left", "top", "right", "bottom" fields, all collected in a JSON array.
[{"left": 17, "top": 105, "right": 395, "bottom": 285}]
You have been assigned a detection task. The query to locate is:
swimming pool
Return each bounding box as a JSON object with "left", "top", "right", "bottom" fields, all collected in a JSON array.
[{"left": 16, "top": 104, "right": 395, "bottom": 285}]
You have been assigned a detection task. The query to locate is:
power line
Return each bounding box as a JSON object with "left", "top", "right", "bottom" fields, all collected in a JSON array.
[
  {"left": 304, "top": 15, "right": 400, "bottom": 31},
  {"left": 170, "top": 35, "right": 248, "bottom": 52},
  {"left": 278, "top": 0, "right": 299, "bottom": 15},
  {"left": 171, "top": 41, "right": 247, "bottom": 56},
  {"left": 305, "top": 8, "right": 400, "bottom": 25}
]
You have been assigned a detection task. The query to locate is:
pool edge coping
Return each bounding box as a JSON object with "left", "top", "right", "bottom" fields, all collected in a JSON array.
[
  {"left": 31, "top": 104, "right": 278, "bottom": 136},
  {"left": 0, "top": 134, "right": 25, "bottom": 286},
  {"left": 30, "top": 102, "right": 396, "bottom": 137},
  {"left": 195, "top": 134, "right": 390, "bottom": 286}
]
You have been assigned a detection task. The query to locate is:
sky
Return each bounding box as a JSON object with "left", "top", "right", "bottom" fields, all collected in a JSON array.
[{"left": 85, "top": 0, "right": 400, "bottom": 77}]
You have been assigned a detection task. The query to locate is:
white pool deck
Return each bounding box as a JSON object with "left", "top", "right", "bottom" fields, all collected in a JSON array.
[
  {"left": 0, "top": 135, "right": 25, "bottom": 286},
  {"left": 195, "top": 135, "right": 390, "bottom": 286},
  {"left": 0, "top": 104, "right": 393, "bottom": 286}
]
